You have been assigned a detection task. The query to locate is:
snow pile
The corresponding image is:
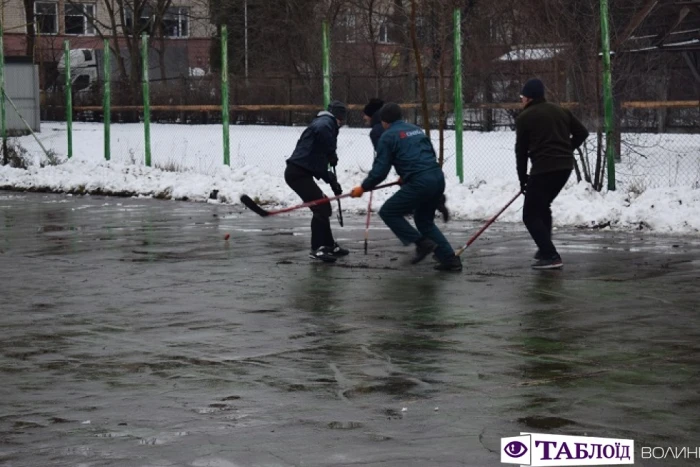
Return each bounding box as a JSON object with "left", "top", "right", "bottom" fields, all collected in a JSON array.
[
  {"left": 2, "top": 157, "right": 699, "bottom": 233},
  {"left": 12, "top": 122, "right": 700, "bottom": 192}
]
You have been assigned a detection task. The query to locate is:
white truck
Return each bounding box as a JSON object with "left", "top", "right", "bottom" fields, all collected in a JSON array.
[{"left": 57, "top": 46, "right": 194, "bottom": 92}]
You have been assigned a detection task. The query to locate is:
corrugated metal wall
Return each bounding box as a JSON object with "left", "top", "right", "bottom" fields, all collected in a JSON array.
[{"left": 4, "top": 61, "right": 41, "bottom": 133}]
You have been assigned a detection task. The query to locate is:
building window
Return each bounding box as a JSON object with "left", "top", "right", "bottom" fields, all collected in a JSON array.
[
  {"left": 338, "top": 13, "right": 357, "bottom": 43},
  {"left": 378, "top": 19, "right": 392, "bottom": 44},
  {"left": 125, "top": 6, "right": 152, "bottom": 33},
  {"left": 125, "top": 6, "right": 188, "bottom": 37},
  {"left": 34, "top": 2, "right": 58, "bottom": 34},
  {"left": 65, "top": 3, "right": 96, "bottom": 35},
  {"left": 162, "top": 7, "right": 189, "bottom": 38},
  {"left": 415, "top": 16, "right": 428, "bottom": 41},
  {"left": 488, "top": 18, "right": 513, "bottom": 45}
]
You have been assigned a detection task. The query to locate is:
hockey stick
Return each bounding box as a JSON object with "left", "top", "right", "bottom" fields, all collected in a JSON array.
[
  {"left": 333, "top": 167, "right": 344, "bottom": 227},
  {"left": 240, "top": 181, "right": 399, "bottom": 217},
  {"left": 363, "top": 190, "right": 373, "bottom": 254},
  {"left": 455, "top": 191, "right": 522, "bottom": 257}
]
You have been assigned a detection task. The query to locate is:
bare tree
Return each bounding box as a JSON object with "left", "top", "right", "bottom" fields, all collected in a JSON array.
[
  {"left": 64, "top": 0, "right": 210, "bottom": 94},
  {"left": 22, "top": 0, "right": 36, "bottom": 58}
]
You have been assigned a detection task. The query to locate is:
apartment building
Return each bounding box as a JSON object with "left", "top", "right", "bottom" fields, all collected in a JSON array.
[{"left": 1, "top": 0, "right": 215, "bottom": 85}]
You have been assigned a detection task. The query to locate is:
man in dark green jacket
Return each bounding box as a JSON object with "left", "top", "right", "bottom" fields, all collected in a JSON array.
[
  {"left": 350, "top": 103, "right": 461, "bottom": 272},
  {"left": 516, "top": 78, "right": 589, "bottom": 269}
]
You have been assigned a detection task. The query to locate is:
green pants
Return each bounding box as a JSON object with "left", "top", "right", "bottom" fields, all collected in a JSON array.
[{"left": 378, "top": 169, "right": 455, "bottom": 261}]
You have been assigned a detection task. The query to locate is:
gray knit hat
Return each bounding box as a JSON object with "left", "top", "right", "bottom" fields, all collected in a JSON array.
[{"left": 327, "top": 100, "right": 347, "bottom": 121}]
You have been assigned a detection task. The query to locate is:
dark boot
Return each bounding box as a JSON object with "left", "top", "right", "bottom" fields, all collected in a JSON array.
[
  {"left": 330, "top": 242, "right": 349, "bottom": 256},
  {"left": 411, "top": 238, "right": 437, "bottom": 264},
  {"left": 309, "top": 246, "right": 337, "bottom": 263},
  {"left": 434, "top": 255, "right": 463, "bottom": 272},
  {"left": 532, "top": 254, "right": 563, "bottom": 270}
]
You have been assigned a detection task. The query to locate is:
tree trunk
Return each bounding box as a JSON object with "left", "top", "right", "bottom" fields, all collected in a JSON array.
[
  {"left": 593, "top": 58, "right": 603, "bottom": 191},
  {"left": 158, "top": 36, "right": 168, "bottom": 87},
  {"left": 410, "top": 0, "right": 430, "bottom": 137},
  {"left": 437, "top": 6, "right": 448, "bottom": 167},
  {"left": 23, "top": 0, "right": 36, "bottom": 59}
]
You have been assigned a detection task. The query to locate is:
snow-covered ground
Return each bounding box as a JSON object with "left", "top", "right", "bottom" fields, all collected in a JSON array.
[{"left": 1, "top": 121, "right": 699, "bottom": 233}]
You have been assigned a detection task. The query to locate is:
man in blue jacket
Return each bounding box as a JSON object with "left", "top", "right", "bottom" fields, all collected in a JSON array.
[
  {"left": 349, "top": 103, "right": 462, "bottom": 272},
  {"left": 363, "top": 98, "right": 450, "bottom": 222},
  {"left": 285, "top": 101, "right": 349, "bottom": 263}
]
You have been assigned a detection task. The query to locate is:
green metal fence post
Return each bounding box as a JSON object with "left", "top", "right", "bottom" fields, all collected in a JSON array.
[
  {"left": 453, "top": 9, "right": 464, "bottom": 183},
  {"left": 103, "top": 39, "right": 111, "bottom": 161},
  {"left": 0, "top": 22, "right": 7, "bottom": 165},
  {"left": 64, "top": 41, "right": 73, "bottom": 159},
  {"left": 222, "top": 25, "right": 230, "bottom": 166},
  {"left": 141, "top": 33, "right": 151, "bottom": 167},
  {"left": 599, "top": 0, "right": 616, "bottom": 191},
  {"left": 322, "top": 21, "right": 331, "bottom": 108}
]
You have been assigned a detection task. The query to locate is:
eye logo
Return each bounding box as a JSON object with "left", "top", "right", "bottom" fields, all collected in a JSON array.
[{"left": 504, "top": 441, "right": 528, "bottom": 458}]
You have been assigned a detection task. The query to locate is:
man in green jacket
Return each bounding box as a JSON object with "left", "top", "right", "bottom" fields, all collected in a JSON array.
[
  {"left": 516, "top": 78, "right": 589, "bottom": 269},
  {"left": 350, "top": 103, "right": 461, "bottom": 272}
]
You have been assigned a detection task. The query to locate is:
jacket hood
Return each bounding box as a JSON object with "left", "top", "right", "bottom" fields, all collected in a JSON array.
[{"left": 317, "top": 110, "right": 336, "bottom": 119}]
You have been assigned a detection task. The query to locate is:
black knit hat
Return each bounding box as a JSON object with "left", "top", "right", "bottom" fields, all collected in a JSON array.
[
  {"left": 379, "top": 102, "right": 402, "bottom": 124},
  {"left": 520, "top": 78, "right": 545, "bottom": 99},
  {"left": 327, "top": 100, "right": 347, "bottom": 121},
  {"left": 363, "top": 98, "right": 384, "bottom": 117}
]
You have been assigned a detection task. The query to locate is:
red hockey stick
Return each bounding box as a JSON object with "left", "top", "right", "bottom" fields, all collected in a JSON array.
[
  {"left": 240, "top": 181, "right": 399, "bottom": 217},
  {"left": 455, "top": 191, "right": 522, "bottom": 256}
]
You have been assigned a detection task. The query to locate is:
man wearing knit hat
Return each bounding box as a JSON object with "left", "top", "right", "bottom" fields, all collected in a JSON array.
[
  {"left": 350, "top": 103, "right": 462, "bottom": 272},
  {"left": 362, "top": 98, "right": 450, "bottom": 223},
  {"left": 363, "top": 98, "right": 385, "bottom": 150},
  {"left": 285, "top": 100, "right": 349, "bottom": 262},
  {"left": 516, "top": 78, "right": 589, "bottom": 269}
]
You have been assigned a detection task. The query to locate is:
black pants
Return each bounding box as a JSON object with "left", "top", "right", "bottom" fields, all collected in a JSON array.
[
  {"left": 285, "top": 163, "right": 334, "bottom": 251},
  {"left": 523, "top": 170, "right": 571, "bottom": 258}
]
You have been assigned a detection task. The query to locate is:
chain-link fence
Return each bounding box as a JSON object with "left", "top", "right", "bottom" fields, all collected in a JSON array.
[
  {"left": 35, "top": 69, "right": 700, "bottom": 191},
  {"left": 3, "top": 0, "right": 700, "bottom": 194},
  {"left": 0, "top": 27, "right": 688, "bottom": 193}
]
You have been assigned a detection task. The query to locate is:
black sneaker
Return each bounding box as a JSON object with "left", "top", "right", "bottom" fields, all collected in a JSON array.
[
  {"left": 331, "top": 242, "right": 349, "bottom": 256},
  {"left": 434, "top": 255, "right": 463, "bottom": 272},
  {"left": 309, "top": 246, "right": 337, "bottom": 263},
  {"left": 437, "top": 194, "right": 450, "bottom": 222},
  {"left": 411, "top": 238, "right": 437, "bottom": 264},
  {"left": 532, "top": 255, "right": 563, "bottom": 270},
  {"left": 534, "top": 250, "right": 542, "bottom": 260}
]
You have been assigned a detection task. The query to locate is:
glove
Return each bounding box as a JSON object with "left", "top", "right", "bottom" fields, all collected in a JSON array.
[
  {"left": 350, "top": 186, "right": 364, "bottom": 198},
  {"left": 519, "top": 178, "right": 527, "bottom": 194},
  {"left": 327, "top": 171, "right": 343, "bottom": 195},
  {"left": 328, "top": 152, "right": 338, "bottom": 167}
]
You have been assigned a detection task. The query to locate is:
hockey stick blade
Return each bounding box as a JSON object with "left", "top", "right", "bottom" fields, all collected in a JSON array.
[
  {"left": 240, "top": 180, "right": 400, "bottom": 218},
  {"left": 240, "top": 195, "right": 270, "bottom": 217},
  {"left": 455, "top": 191, "right": 522, "bottom": 256}
]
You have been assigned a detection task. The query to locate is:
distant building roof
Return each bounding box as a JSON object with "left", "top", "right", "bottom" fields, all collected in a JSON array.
[{"left": 496, "top": 47, "right": 565, "bottom": 62}]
